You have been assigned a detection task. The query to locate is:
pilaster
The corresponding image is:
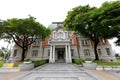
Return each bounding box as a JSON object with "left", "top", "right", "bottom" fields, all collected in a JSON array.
[{"left": 49, "top": 45, "right": 53, "bottom": 63}]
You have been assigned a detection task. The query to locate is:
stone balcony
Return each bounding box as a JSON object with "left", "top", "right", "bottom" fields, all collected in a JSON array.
[
  {"left": 48, "top": 39, "right": 72, "bottom": 46},
  {"left": 49, "top": 38, "right": 72, "bottom": 43}
]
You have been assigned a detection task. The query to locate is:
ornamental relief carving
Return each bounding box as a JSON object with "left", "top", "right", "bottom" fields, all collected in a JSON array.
[{"left": 53, "top": 28, "right": 68, "bottom": 40}]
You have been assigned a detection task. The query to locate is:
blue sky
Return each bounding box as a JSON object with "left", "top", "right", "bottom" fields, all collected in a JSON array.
[{"left": 0, "top": 0, "right": 119, "bottom": 53}]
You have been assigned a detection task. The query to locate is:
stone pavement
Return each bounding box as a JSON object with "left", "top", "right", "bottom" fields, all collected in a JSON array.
[
  {"left": 105, "top": 71, "right": 120, "bottom": 78},
  {"left": 0, "top": 67, "right": 19, "bottom": 72},
  {"left": 0, "top": 67, "right": 27, "bottom": 80},
  {"left": 87, "top": 70, "right": 120, "bottom": 80},
  {"left": 0, "top": 72, "right": 26, "bottom": 80},
  {"left": 0, "top": 63, "right": 120, "bottom": 80},
  {"left": 12, "top": 63, "right": 103, "bottom": 80}
]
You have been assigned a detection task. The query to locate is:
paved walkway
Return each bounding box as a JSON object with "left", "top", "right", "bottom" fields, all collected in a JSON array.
[
  {"left": 0, "top": 63, "right": 119, "bottom": 80},
  {"left": 0, "top": 72, "right": 26, "bottom": 80},
  {"left": 87, "top": 70, "right": 120, "bottom": 80},
  {"left": 12, "top": 63, "right": 103, "bottom": 80},
  {"left": 0, "top": 67, "right": 19, "bottom": 72}
]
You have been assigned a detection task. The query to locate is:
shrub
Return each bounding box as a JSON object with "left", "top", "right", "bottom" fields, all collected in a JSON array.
[
  {"left": 93, "top": 60, "right": 120, "bottom": 66},
  {"left": 0, "top": 61, "right": 4, "bottom": 67},
  {"left": 13, "top": 62, "right": 19, "bottom": 67},
  {"left": 24, "top": 58, "right": 31, "bottom": 62},
  {"left": 32, "top": 59, "right": 48, "bottom": 67},
  {"left": 73, "top": 58, "right": 84, "bottom": 65},
  {"left": 84, "top": 57, "right": 92, "bottom": 61}
]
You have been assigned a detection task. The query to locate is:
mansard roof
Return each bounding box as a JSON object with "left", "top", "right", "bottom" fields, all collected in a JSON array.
[{"left": 48, "top": 22, "right": 63, "bottom": 30}]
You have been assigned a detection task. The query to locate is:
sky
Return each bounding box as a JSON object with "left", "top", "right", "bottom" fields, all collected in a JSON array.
[{"left": 0, "top": 0, "right": 119, "bottom": 53}]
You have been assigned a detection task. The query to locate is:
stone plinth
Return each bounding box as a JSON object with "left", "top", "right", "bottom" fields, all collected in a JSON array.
[
  {"left": 83, "top": 63, "right": 97, "bottom": 70},
  {"left": 19, "top": 63, "right": 34, "bottom": 71}
]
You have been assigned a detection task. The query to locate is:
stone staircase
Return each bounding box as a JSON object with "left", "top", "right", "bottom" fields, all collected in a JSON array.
[{"left": 56, "top": 59, "right": 65, "bottom": 63}]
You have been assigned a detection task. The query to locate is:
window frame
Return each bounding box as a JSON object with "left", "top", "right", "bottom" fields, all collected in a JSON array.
[
  {"left": 32, "top": 50, "right": 38, "bottom": 57},
  {"left": 84, "top": 49, "right": 90, "bottom": 56}
]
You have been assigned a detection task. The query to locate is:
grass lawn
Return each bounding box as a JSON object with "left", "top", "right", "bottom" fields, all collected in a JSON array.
[{"left": 93, "top": 60, "right": 120, "bottom": 66}]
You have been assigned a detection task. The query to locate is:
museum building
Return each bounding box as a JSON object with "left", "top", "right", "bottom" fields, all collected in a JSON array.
[{"left": 9, "top": 22, "right": 116, "bottom": 63}]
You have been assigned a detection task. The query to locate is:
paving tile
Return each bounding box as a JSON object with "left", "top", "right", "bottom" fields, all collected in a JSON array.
[{"left": 12, "top": 63, "right": 100, "bottom": 80}]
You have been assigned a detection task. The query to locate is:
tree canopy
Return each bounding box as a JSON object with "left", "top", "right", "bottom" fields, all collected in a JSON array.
[
  {"left": 98, "top": 1, "right": 120, "bottom": 46},
  {"left": 1, "top": 16, "right": 51, "bottom": 61},
  {"left": 63, "top": 1, "right": 120, "bottom": 60}
]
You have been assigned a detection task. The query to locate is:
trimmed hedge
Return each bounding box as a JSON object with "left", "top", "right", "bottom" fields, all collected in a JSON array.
[
  {"left": 24, "top": 58, "right": 31, "bottom": 61},
  {"left": 93, "top": 60, "right": 120, "bottom": 66},
  {"left": 32, "top": 59, "right": 48, "bottom": 67},
  {"left": 73, "top": 58, "right": 84, "bottom": 65}
]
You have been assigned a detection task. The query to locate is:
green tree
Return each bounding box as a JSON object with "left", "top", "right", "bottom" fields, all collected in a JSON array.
[
  {"left": 0, "top": 20, "right": 5, "bottom": 38},
  {"left": 2, "top": 16, "right": 51, "bottom": 61},
  {"left": 63, "top": 5, "right": 101, "bottom": 60},
  {"left": 0, "top": 50, "right": 4, "bottom": 57},
  {"left": 98, "top": 1, "right": 120, "bottom": 46},
  {"left": 63, "top": 1, "right": 120, "bottom": 60}
]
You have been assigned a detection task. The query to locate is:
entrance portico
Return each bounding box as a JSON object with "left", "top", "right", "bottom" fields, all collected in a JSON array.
[
  {"left": 49, "top": 44, "right": 72, "bottom": 63},
  {"left": 49, "top": 26, "right": 72, "bottom": 63}
]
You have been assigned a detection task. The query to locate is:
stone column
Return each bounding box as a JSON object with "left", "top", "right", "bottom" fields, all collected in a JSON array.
[
  {"left": 52, "top": 45, "right": 55, "bottom": 63},
  {"left": 49, "top": 45, "right": 53, "bottom": 63},
  {"left": 65, "top": 45, "right": 68, "bottom": 63},
  {"left": 68, "top": 44, "right": 72, "bottom": 63},
  {"left": 66, "top": 45, "right": 71, "bottom": 63}
]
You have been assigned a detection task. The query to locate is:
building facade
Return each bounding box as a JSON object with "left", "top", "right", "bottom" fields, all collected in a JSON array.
[{"left": 9, "top": 23, "right": 116, "bottom": 63}]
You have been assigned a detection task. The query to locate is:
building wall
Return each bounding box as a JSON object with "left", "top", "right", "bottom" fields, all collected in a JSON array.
[{"left": 10, "top": 29, "right": 116, "bottom": 62}]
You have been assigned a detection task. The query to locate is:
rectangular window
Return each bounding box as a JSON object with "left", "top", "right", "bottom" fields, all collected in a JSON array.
[
  {"left": 65, "top": 32, "right": 68, "bottom": 38},
  {"left": 54, "top": 32, "right": 55, "bottom": 38},
  {"left": 32, "top": 50, "right": 38, "bottom": 57},
  {"left": 70, "top": 38, "right": 73, "bottom": 44},
  {"left": 33, "top": 41, "right": 40, "bottom": 46},
  {"left": 48, "top": 49, "right": 50, "bottom": 56},
  {"left": 71, "top": 49, "right": 74, "bottom": 57},
  {"left": 105, "top": 48, "right": 110, "bottom": 55},
  {"left": 13, "top": 49, "right": 17, "bottom": 56},
  {"left": 82, "top": 40, "right": 84, "bottom": 45},
  {"left": 84, "top": 49, "right": 90, "bottom": 56},
  {"left": 82, "top": 40, "right": 89, "bottom": 46}
]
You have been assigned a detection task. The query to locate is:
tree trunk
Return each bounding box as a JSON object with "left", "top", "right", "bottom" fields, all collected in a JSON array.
[
  {"left": 93, "top": 41, "right": 99, "bottom": 60},
  {"left": 21, "top": 49, "right": 27, "bottom": 61}
]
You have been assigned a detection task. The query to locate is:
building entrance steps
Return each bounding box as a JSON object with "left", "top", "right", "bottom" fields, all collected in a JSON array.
[
  {"left": 12, "top": 63, "right": 104, "bottom": 80},
  {"left": 56, "top": 59, "right": 65, "bottom": 63}
]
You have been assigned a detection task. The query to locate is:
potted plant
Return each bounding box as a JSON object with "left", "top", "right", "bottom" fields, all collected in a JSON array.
[
  {"left": 19, "top": 58, "right": 34, "bottom": 71},
  {"left": 84, "top": 57, "right": 92, "bottom": 63},
  {"left": 83, "top": 57, "right": 97, "bottom": 70},
  {"left": 24, "top": 58, "right": 32, "bottom": 64}
]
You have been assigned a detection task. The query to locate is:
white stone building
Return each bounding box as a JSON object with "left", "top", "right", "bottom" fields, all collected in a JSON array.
[{"left": 9, "top": 22, "right": 116, "bottom": 63}]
